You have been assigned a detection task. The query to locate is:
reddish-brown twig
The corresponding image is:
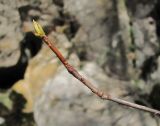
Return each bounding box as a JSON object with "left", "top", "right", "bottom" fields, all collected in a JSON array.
[{"left": 42, "top": 35, "right": 160, "bottom": 116}]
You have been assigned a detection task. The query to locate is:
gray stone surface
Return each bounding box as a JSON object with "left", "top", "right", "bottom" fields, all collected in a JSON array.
[
  {"left": 64, "top": 0, "right": 110, "bottom": 62},
  {"left": 34, "top": 62, "right": 158, "bottom": 126},
  {"left": 0, "top": 0, "right": 160, "bottom": 125},
  {"left": 0, "top": 117, "right": 5, "bottom": 125},
  {"left": 133, "top": 17, "right": 158, "bottom": 68},
  {"left": 0, "top": 0, "right": 22, "bottom": 67}
]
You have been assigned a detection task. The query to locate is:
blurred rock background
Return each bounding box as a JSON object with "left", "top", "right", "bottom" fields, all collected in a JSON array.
[{"left": 0, "top": 0, "right": 160, "bottom": 126}]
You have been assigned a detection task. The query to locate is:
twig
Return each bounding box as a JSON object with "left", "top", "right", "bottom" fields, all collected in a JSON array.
[
  {"left": 42, "top": 35, "right": 160, "bottom": 116},
  {"left": 32, "top": 20, "right": 160, "bottom": 116}
]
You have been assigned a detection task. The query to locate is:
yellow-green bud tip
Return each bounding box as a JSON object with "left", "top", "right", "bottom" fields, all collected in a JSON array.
[{"left": 33, "top": 20, "right": 45, "bottom": 37}]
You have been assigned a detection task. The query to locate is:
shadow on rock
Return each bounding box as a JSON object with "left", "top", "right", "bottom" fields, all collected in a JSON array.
[
  {"left": 0, "top": 32, "right": 42, "bottom": 89},
  {"left": 0, "top": 91, "right": 35, "bottom": 126}
]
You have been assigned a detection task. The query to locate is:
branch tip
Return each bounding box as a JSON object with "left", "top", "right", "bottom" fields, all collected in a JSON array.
[{"left": 32, "top": 20, "right": 45, "bottom": 37}]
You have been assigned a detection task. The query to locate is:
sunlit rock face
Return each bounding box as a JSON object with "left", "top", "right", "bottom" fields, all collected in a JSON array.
[
  {"left": 34, "top": 62, "right": 157, "bottom": 126},
  {"left": 0, "top": 0, "right": 160, "bottom": 126},
  {"left": 12, "top": 31, "right": 71, "bottom": 112},
  {"left": 12, "top": 45, "right": 59, "bottom": 113}
]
